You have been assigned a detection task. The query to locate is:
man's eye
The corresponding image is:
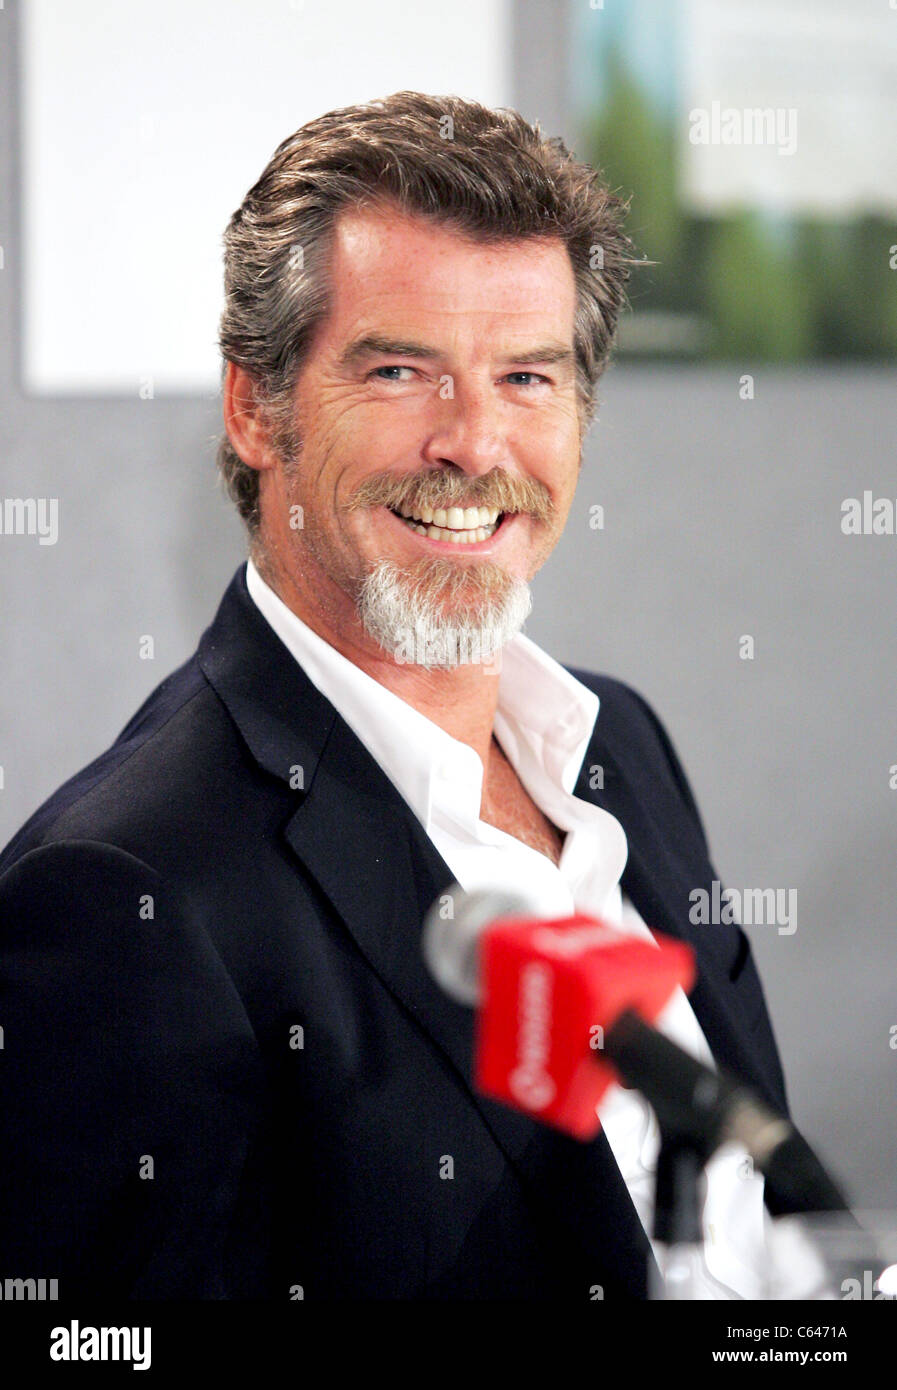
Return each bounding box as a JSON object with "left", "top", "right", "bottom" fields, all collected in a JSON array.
[
  {"left": 371, "top": 365, "right": 416, "bottom": 382},
  {"left": 505, "top": 372, "right": 550, "bottom": 387}
]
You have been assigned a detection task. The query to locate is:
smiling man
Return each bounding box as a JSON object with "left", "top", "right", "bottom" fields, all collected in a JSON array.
[
  {"left": 0, "top": 92, "right": 788, "bottom": 1301},
  {"left": 225, "top": 197, "right": 581, "bottom": 851}
]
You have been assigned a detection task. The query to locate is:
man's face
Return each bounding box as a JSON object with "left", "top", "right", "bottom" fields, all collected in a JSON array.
[{"left": 261, "top": 203, "right": 583, "bottom": 653}]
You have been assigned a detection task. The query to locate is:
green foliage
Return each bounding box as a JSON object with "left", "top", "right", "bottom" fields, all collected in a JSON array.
[{"left": 580, "top": 48, "right": 896, "bottom": 361}]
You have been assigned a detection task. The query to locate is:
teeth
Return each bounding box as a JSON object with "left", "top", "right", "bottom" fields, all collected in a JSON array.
[
  {"left": 394, "top": 516, "right": 499, "bottom": 543},
  {"left": 395, "top": 503, "right": 504, "bottom": 525},
  {"left": 393, "top": 503, "right": 505, "bottom": 543}
]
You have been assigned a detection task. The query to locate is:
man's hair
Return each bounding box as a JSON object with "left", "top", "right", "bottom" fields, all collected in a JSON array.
[{"left": 217, "top": 90, "right": 637, "bottom": 535}]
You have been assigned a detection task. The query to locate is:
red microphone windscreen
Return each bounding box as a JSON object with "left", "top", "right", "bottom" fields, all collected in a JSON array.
[{"left": 475, "top": 914, "right": 696, "bottom": 1139}]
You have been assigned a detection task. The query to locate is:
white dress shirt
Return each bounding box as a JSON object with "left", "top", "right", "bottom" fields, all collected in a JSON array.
[{"left": 246, "top": 558, "right": 770, "bottom": 1298}]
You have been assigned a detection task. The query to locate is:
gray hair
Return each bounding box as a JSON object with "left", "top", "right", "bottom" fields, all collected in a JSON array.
[{"left": 217, "top": 90, "right": 638, "bottom": 535}]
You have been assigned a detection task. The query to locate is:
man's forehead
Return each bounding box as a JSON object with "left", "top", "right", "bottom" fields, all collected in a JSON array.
[{"left": 327, "top": 204, "right": 576, "bottom": 320}]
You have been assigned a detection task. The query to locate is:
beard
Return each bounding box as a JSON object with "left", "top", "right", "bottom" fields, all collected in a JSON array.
[
  {"left": 271, "top": 444, "right": 543, "bottom": 670},
  {"left": 356, "top": 556, "right": 532, "bottom": 671}
]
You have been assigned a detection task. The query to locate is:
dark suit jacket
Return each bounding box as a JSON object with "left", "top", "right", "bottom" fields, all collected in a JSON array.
[{"left": 0, "top": 563, "right": 788, "bottom": 1300}]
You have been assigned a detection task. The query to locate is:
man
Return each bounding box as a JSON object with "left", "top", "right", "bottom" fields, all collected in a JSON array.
[{"left": 0, "top": 93, "right": 787, "bottom": 1300}]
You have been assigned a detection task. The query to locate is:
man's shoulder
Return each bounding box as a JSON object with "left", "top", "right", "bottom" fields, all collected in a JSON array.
[
  {"left": 0, "top": 650, "right": 254, "bottom": 877},
  {"left": 565, "top": 665, "right": 677, "bottom": 759},
  {"left": 564, "top": 666, "right": 709, "bottom": 848}
]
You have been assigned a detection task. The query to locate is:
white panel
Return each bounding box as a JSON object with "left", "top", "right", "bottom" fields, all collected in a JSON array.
[
  {"left": 21, "top": 0, "right": 511, "bottom": 394},
  {"left": 678, "top": 0, "right": 897, "bottom": 218}
]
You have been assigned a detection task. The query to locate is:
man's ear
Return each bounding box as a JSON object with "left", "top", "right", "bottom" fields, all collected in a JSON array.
[{"left": 222, "top": 363, "right": 277, "bottom": 472}]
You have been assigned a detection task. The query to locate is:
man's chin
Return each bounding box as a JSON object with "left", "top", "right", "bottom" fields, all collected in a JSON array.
[{"left": 356, "top": 557, "right": 532, "bottom": 671}]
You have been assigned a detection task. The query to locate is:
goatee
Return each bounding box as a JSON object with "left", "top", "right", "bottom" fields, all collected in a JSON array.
[{"left": 357, "top": 557, "right": 532, "bottom": 670}]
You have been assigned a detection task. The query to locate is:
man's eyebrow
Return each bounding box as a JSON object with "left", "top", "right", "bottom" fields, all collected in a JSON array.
[
  {"left": 338, "top": 335, "right": 440, "bottom": 367},
  {"left": 339, "top": 335, "right": 576, "bottom": 369},
  {"left": 497, "top": 343, "right": 575, "bottom": 368}
]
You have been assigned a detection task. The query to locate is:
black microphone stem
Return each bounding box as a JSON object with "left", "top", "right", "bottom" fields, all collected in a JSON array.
[{"left": 604, "top": 1008, "right": 851, "bottom": 1217}]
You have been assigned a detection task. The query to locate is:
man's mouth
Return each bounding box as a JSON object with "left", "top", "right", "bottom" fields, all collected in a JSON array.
[{"left": 388, "top": 502, "right": 504, "bottom": 544}]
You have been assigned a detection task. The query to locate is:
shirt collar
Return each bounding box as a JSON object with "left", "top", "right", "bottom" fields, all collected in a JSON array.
[
  {"left": 495, "top": 633, "right": 599, "bottom": 798},
  {"left": 245, "top": 558, "right": 600, "bottom": 832}
]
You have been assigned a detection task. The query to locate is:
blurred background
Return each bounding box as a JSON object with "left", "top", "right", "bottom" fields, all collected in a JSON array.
[{"left": 1, "top": 0, "right": 895, "bottom": 1210}]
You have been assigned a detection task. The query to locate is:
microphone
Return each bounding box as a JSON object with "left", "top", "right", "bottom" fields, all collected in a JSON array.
[
  {"left": 424, "top": 886, "right": 696, "bottom": 1137},
  {"left": 423, "top": 886, "right": 850, "bottom": 1216}
]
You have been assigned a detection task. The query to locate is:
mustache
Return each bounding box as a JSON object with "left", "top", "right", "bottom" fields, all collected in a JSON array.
[{"left": 345, "top": 468, "right": 554, "bottom": 524}]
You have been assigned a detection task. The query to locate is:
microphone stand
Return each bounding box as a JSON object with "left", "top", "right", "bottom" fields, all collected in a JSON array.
[
  {"left": 606, "top": 1009, "right": 720, "bottom": 1297},
  {"left": 649, "top": 1132, "right": 712, "bottom": 1300},
  {"left": 603, "top": 1008, "right": 853, "bottom": 1300}
]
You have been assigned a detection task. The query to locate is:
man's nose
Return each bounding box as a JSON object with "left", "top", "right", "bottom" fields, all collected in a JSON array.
[{"left": 420, "top": 381, "right": 510, "bottom": 477}]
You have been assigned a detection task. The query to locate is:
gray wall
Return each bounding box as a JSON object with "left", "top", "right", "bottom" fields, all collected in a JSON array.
[{"left": 2, "top": 4, "right": 895, "bottom": 1213}]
